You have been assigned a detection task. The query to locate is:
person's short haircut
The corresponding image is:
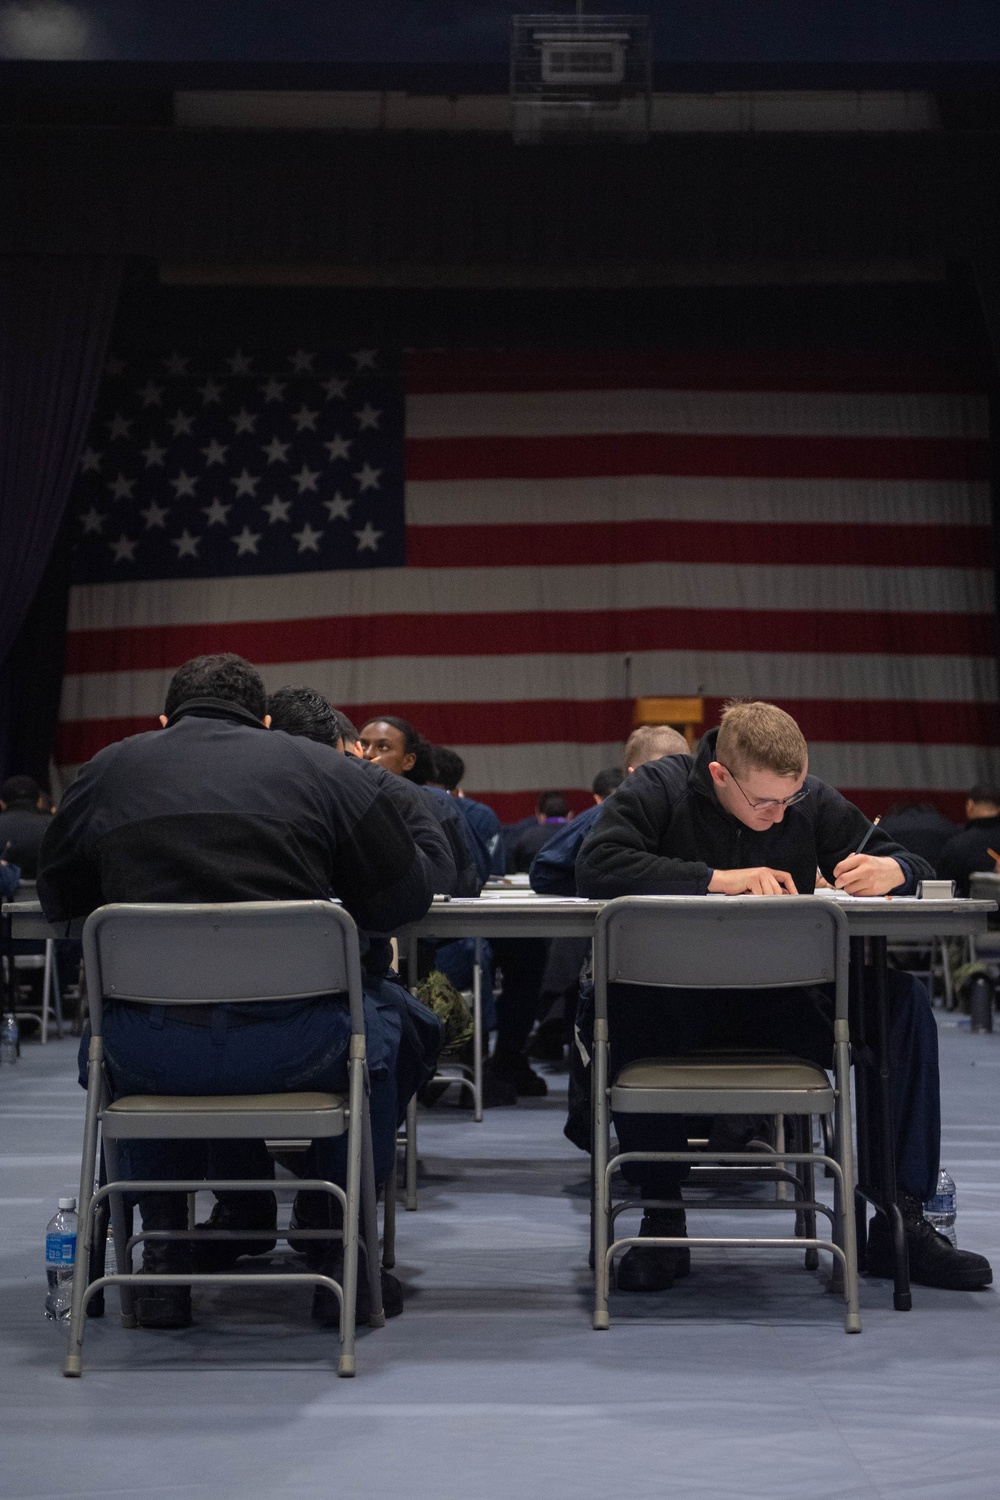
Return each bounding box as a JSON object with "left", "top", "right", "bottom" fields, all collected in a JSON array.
[
  {"left": 969, "top": 783, "right": 1000, "bottom": 807},
  {"left": 537, "top": 790, "right": 569, "bottom": 818},
  {"left": 715, "top": 700, "right": 807, "bottom": 779},
  {"left": 164, "top": 653, "right": 266, "bottom": 721},
  {"left": 267, "top": 685, "right": 354, "bottom": 747},
  {"left": 0, "top": 774, "right": 41, "bottom": 807},
  {"left": 367, "top": 715, "right": 435, "bottom": 784},
  {"left": 432, "top": 745, "right": 465, "bottom": 789},
  {"left": 592, "top": 765, "right": 624, "bottom": 799},
  {"left": 623, "top": 724, "right": 689, "bottom": 769}
]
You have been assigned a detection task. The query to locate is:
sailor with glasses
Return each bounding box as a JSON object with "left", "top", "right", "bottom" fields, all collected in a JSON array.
[{"left": 577, "top": 699, "right": 992, "bottom": 1295}]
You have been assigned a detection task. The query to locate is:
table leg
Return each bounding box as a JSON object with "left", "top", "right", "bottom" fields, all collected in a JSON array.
[{"left": 472, "top": 937, "right": 483, "bottom": 1122}]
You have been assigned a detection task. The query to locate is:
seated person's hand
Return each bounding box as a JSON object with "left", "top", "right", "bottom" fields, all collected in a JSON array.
[
  {"left": 815, "top": 868, "right": 833, "bottom": 889},
  {"left": 708, "top": 866, "right": 798, "bottom": 896},
  {"left": 832, "top": 853, "right": 905, "bottom": 896}
]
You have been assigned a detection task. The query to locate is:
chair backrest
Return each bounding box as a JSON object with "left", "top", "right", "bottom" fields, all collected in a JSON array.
[
  {"left": 82, "top": 901, "right": 365, "bottom": 1036},
  {"left": 593, "top": 895, "right": 849, "bottom": 1020},
  {"left": 969, "top": 873, "right": 1000, "bottom": 929}
]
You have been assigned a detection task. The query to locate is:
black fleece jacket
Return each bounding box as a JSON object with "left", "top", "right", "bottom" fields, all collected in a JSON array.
[
  {"left": 577, "top": 728, "right": 932, "bottom": 898},
  {"left": 37, "top": 705, "right": 433, "bottom": 967}
]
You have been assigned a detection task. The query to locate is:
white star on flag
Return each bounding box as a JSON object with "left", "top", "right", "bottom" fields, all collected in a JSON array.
[
  {"left": 198, "top": 378, "right": 224, "bottom": 405},
  {"left": 293, "top": 521, "right": 323, "bottom": 553},
  {"left": 354, "top": 521, "right": 382, "bottom": 552},
  {"left": 200, "top": 439, "right": 229, "bottom": 467},
  {"left": 171, "top": 529, "right": 201, "bottom": 559},
  {"left": 262, "top": 495, "right": 292, "bottom": 524},
  {"left": 140, "top": 381, "right": 164, "bottom": 407},
  {"left": 352, "top": 348, "right": 377, "bottom": 370},
  {"left": 141, "top": 501, "right": 169, "bottom": 529},
  {"left": 289, "top": 349, "right": 315, "bottom": 373},
  {"left": 107, "top": 413, "right": 131, "bottom": 441},
  {"left": 80, "top": 447, "right": 102, "bottom": 473},
  {"left": 227, "top": 350, "right": 253, "bottom": 375},
  {"left": 230, "top": 469, "right": 260, "bottom": 498},
  {"left": 81, "top": 507, "right": 105, "bottom": 534},
  {"left": 231, "top": 408, "right": 258, "bottom": 435},
  {"left": 170, "top": 470, "right": 198, "bottom": 499},
  {"left": 323, "top": 433, "right": 352, "bottom": 462},
  {"left": 262, "top": 436, "right": 290, "bottom": 464},
  {"left": 322, "top": 375, "right": 347, "bottom": 400},
  {"left": 163, "top": 352, "right": 188, "bottom": 376},
  {"left": 355, "top": 404, "right": 380, "bottom": 431},
  {"left": 203, "top": 497, "right": 232, "bottom": 526},
  {"left": 291, "top": 405, "right": 318, "bottom": 432},
  {"left": 259, "top": 378, "right": 286, "bottom": 402},
  {"left": 354, "top": 462, "right": 382, "bottom": 492},
  {"left": 168, "top": 410, "right": 194, "bottom": 437},
  {"left": 324, "top": 493, "right": 353, "bottom": 522},
  {"left": 141, "top": 438, "right": 167, "bottom": 467},
  {"left": 111, "top": 533, "right": 137, "bottom": 563},
  {"left": 232, "top": 525, "right": 262, "bottom": 556},
  {"left": 292, "top": 464, "right": 320, "bottom": 494},
  {"left": 108, "top": 473, "right": 135, "bottom": 501}
]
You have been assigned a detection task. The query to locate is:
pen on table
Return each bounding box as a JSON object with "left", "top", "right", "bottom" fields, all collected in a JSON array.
[{"left": 853, "top": 816, "right": 881, "bottom": 857}]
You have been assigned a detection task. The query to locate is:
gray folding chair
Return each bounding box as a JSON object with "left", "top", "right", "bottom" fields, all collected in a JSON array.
[
  {"left": 64, "top": 901, "right": 384, "bottom": 1380},
  {"left": 592, "top": 896, "right": 861, "bottom": 1333},
  {"left": 8, "top": 880, "right": 64, "bottom": 1043}
]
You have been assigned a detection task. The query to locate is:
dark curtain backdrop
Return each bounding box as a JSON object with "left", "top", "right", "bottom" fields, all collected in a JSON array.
[{"left": 0, "top": 256, "right": 122, "bottom": 783}]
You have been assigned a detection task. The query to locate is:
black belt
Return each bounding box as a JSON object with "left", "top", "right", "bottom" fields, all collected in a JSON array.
[{"left": 116, "top": 1002, "right": 263, "bottom": 1029}]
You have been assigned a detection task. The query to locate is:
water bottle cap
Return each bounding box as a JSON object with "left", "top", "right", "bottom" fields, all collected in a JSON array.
[{"left": 57, "top": 1197, "right": 76, "bottom": 1211}]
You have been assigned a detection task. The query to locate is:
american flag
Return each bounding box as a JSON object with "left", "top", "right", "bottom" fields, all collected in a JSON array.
[{"left": 57, "top": 346, "right": 1000, "bottom": 821}]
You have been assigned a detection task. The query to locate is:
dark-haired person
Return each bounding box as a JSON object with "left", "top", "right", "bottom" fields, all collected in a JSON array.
[
  {"left": 936, "top": 784, "right": 1000, "bottom": 897},
  {"left": 508, "top": 790, "right": 572, "bottom": 874},
  {"left": 0, "top": 774, "right": 52, "bottom": 879},
  {"left": 577, "top": 699, "right": 992, "bottom": 1294},
  {"left": 429, "top": 745, "right": 504, "bottom": 882},
  {"left": 37, "top": 654, "right": 439, "bottom": 1330},
  {"left": 879, "top": 801, "right": 960, "bottom": 871},
  {"left": 359, "top": 717, "right": 483, "bottom": 897}
]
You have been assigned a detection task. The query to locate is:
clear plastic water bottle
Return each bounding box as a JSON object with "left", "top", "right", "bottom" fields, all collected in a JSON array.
[
  {"left": 0, "top": 1012, "right": 19, "bottom": 1065},
  {"left": 45, "top": 1197, "right": 78, "bottom": 1321},
  {"left": 924, "top": 1167, "right": 957, "bottom": 1246}
]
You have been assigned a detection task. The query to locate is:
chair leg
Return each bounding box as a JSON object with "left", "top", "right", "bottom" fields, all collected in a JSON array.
[
  {"left": 51, "top": 947, "right": 64, "bottom": 1039},
  {"left": 592, "top": 1021, "right": 610, "bottom": 1330},
  {"left": 64, "top": 1038, "right": 105, "bottom": 1376},
  {"left": 382, "top": 1164, "right": 397, "bottom": 1269},
  {"left": 338, "top": 1052, "right": 365, "bottom": 1377},
  {"left": 359, "top": 1085, "right": 385, "bottom": 1328},
  {"left": 404, "top": 1095, "right": 418, "bottom": 1211},
  {"left": 102, "top": 1137, "right": 137, "bottom": 1327},
  {"left": 40, "top": 941, "right": 54, "bottom": 1045},
  {"left": 472, "top": 937, "right": 484, "bottom": 1122},
  {"left": 798, "top": 1117, "right": 819, "bottom": 1271},
  {"left": 834, "top": 1027, "right": 862, "bottom": 1333}
]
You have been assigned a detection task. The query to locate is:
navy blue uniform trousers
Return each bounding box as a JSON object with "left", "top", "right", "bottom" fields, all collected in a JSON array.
[
  {"left": 83, "top": 979, "right": 407, "bottom": 1190},
  {"left": 610, "top": 967, "right": 939, "bottom": 1204}
]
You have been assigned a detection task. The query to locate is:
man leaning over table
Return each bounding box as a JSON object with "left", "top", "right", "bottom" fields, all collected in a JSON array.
[{"left": 576, "top": 699, "right": 992, "bottom": 1294}]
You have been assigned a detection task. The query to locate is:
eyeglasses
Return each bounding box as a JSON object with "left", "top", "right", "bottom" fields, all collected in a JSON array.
[{"left": 720, "top": 765, "right": 810, "bottom": 813}]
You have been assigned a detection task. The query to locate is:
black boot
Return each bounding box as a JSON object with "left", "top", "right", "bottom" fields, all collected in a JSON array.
[
  {"left": 288, "top": 1190, "right": 338, "bottom": 1269},
  {"left": 135, "top": 1193, "right": 192, "bottom": 1329},
  {"left": 311, "top": 1241, "right": 404, "bottom": 1326},
  {"left": 867, "top": 1192, "right": 993, "bottom": 1290},
  {"left": 615, "top": 1205, "right": 690, "bottom": 1293},
  {"left": 191, "top": 1190, "right": 278, "bottom": 1273},
  {"left": 489, "top": 1048, "right": 547, "bottom": 1098}
]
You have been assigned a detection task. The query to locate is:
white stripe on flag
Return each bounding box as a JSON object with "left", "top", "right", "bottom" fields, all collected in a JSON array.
[
  {"left": 66, "top": 561, "right": 995, "bottom": 632},
  {"left": 407, "top": 389, "right": 990, "bottom": 441},
  {"left": 405, "top": 476, "right": 991, "bottom": 529}
]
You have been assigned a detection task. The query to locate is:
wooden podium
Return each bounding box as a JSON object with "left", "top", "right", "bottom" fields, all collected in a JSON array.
[{"left": 632, "top": 696, "right": 704, "bottom": 751}]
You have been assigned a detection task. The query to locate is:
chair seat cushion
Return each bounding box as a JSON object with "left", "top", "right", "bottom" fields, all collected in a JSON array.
[
  {"left": 610, "top": 1051, "right": 835, "bottom": 1114},
  {"left": 106, "top": 1091, "right": 343, "bottom": 1114}
]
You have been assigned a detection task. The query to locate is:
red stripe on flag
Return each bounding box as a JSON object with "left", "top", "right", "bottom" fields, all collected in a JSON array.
[
  {"left": 62, "top": 606, "right": 997, "bottom": 676},
  {"left": 54, "top": 698, "right": 1000, "bottom": 768},
  {"left": 405, "top": 350, "right": 990, "bottom": 395},
  {"left": 406, "top": 433, "right": 988, "bottom": 483},
  {"left": 406, "top": 520, "right": 989, "bottom": 570}
]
